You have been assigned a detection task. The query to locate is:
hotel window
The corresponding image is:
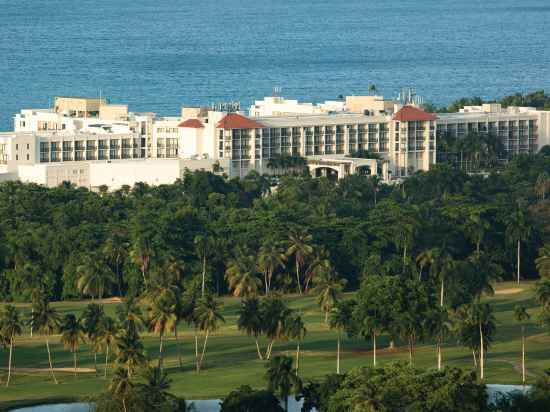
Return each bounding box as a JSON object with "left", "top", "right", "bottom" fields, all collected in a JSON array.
[
  {"left": 51, "top": 142, "right": 61, "bottom": 162},
  {"left": 157, "top": 138, "right": 166, "bottom": 158},
  {"left": 40, "top": 142, "right": 50, "bottom": 163},
  {"left": 122, "top": 139, "right": 132, "bottom": 159},
  {"left": 62, "top": 141, "right": 73, "bottom": 161},
  {"left": 98, "top": 140, "right": 108, "bottom": 160},
  {"left": 110, "top": 139, "right": 121, "bottom": 159},
  {"left": 166, "top": 138, "right": 178, "bottom": 158}
]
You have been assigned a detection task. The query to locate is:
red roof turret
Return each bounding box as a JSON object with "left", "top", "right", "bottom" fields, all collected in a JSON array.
[
  {"left": 178, "top": 119, "right": 204, "bottom": 128},
  {"left": 393, "top": 106, "right": 437, "bottom": 122},
  {"left": 216, "top": 113, "right": 265, "bottom": 129}
]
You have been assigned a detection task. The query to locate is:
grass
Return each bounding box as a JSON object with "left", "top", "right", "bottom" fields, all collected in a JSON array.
[{"left": 0, "top": 281, "right": 547, "bottom": 407}]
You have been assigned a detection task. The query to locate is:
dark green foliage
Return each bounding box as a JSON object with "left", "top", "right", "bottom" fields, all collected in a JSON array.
[
  {"left": 95, "top": 366, "right": 188, "bottom": 412},
  {"left": 220, "top": 385, "right": 284, "bottom": 412},
  {"left": 299, "top": 373, "right": 346, "bottom": 412},
  {"left": 327, "top": 363, "right": 488, "bottom": 412},
  {"left": 0, "top": 149, "right": 547, "bottom": 303}
]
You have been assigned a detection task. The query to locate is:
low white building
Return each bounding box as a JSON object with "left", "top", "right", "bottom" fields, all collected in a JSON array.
[{"left": 249, "top": 96, "right": 345, "bottom": 117}]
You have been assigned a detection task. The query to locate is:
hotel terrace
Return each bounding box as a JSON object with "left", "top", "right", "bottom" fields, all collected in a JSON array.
[{"left": 0, "top": 94, "right": 548, "bottom": 190}]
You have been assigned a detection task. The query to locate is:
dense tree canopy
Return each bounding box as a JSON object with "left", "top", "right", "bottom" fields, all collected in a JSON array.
[{"left": 0, "top": 149, "right": 548, "bottom": 302}]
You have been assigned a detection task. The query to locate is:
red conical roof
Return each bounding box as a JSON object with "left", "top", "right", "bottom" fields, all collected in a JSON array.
[
  {"left": 216, "top": 113, "right": 265, "bottom": 129},
  {"left": 393, "top": 106, "right": 437, "bottom": 122},
  {"left": 178, "top": 118, "right": 204, "bottom": 128}
]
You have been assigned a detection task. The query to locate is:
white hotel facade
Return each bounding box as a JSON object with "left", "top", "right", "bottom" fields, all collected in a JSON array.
[{"left": 0, "top": 95, "right": 549, "bottom": 190}]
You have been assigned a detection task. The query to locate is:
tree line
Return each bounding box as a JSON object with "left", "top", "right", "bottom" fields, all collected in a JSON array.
[{"left": 0, "top": 149, "right": 549, "bottom": 304}]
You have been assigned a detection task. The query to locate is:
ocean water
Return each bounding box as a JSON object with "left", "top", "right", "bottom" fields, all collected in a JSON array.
[{"left": 1, "top": 0, "right": 550, "bottom": 130}]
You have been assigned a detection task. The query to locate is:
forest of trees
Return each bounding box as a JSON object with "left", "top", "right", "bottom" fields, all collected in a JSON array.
[{"left": 0, "top": 151, "right": 548, "bottom": 303}]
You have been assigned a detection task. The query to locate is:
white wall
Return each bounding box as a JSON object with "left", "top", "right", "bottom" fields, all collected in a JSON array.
[{"left": 89, "top": 159, "right": 182, "bottom": 190}]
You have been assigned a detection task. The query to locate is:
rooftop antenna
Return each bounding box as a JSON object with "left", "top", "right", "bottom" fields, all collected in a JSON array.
[{"left": 273, "top": 86, "right": 282, "bottom": 97}]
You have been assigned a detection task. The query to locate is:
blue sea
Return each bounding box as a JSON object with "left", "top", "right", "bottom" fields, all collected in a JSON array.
[{"left": 1, "top": 0, "right": 549, "bottom": 130}]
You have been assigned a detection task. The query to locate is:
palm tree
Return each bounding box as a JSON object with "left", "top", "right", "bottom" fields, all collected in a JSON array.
[
  {"left": 103, "top": 226, "right": 130, "bottom": 296},
  {"left": 536, "top": 244, "right": 550, "bottom": 278},
  {"left": 147, "top": 293, "right": 177, "bottom": 369},
  {"left": 194, "top": 294, "right": 225, "bottom": 372},
  {"left": 116, "top": 297, "right": 145, "bottom": 336},
  {"left": 139, "top": 365, "right": 172, "bottom": 405},
  {"left": 225, "top": 253, "right": 262, "bottom": 297},
  {"left": 115, "top": 329, "right": 146, "bottom": 378},
  {"left": 60, "top": 313, "right": 85, "bottom": 378},
  {"left": 81, "top": 303, "right": 106, "bottom": 373},
  {"left": 506, "top": 206, "right": 533, "bottom": 284},
  {"left": 109, "top": 367, "right": 133, "bottom": 412},
  {"left": 98, "top": 316, "right": 117, "bottom": 378},
  {"left": 535, "top": 279, "right": 550, "bottom": 308},
  {"left": 237, "top": 297, "right": 265, "bottom": 360},
  {"left": 514, "top": 305, "right": 530, "bottom": 385},
  {"left": 455, "top": 302, "right": 496, "bottom": 381},
  {"left": 31, "top": 300, "right": 61, "bottom": 384},
  {"left": 129, "top": 234, "right": 155, "bottom": 288},
  {"left": 427, "top": 306, "right": 452, "bottom": 371},
  {"left": 312, "top": 272, "right": 347, "bottom": 323},
  {"left": 285, "top": 314, "right": 306, "bottom": 376},
  {"left": 194, "top": 234, "right": 210, "bottom": 297},
  {"left": 329, "top": 301, "right": 355, "bottom": 374},
  {"left": 416, "top": 248, "right": 436, "bottom": 281},
  {"left": 265, "top": 355, "right": 302, "bottom": 412},
  {"left": 258, "top": 243, "right": 286, "bottom": 294},
  {"left": 76, "top": 254, "right": 116, "bottom": 300},
  {"left": 286, "top": 230, "right": 314, "bottom": 295},
  {"left": 303, "top": 248, "right": 331, "bottom": 293},
  {"left": 464, "top": 206, "right": 490, "bottom": 255},
  {"left": 0, "top": 305, "right": 23, "bottom": 386},
  {"left": 261, "top": 297, "right": 291, "bottom": 360},
  {"left": 535, "top": 172, "right": 550, "bottom": 201}
]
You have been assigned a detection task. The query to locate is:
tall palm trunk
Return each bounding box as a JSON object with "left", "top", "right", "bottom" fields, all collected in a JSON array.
[
  {"left": 198, "top": 330, "right": 210, "bottom": 371},
  {"left": 517, "top": 240, "right": 521, "bottom": 284},
  {"left": 479, "top": 323, "right": 484, "bottom": 381},
  {"left": 46, "top": 338, "right": 58, "bottom": 384},
  {"left": 472, "top": 350, "right": 478, "bottom": 367},
  {"left": 122, "top": 397, "right": 127, "bottom": 412},
  {"left": 195, "top": 333, "right": 199, "bottom": 372},
  {"left": 6, "top": 336, "right": 13, "bottom": 387},
  {"left": 158, "top": 331, "right": 164, "bottom": 369},
  {"left": 265, "top": 340, "right": 274, "bottom": 360},
  {"left": 440, "top": 277, "right": 445, "bottom": 307},
  {"left": 73, "top": 351, "right": 77, "bottom": 378},
  {"left": 94, "top": 351, "right": 98, "bottom": 374},
  {"left": 175, "top": 326, "right": 183, "bottom": 369},
  {"left": 437, "top": 336, "right": 442, "bottom": 371},
  {"left": 295, "top": 343, "right": 300, "bottom": 376},
  {"left": 373, "top": 332, "right": 377, "bottom": 367},
  {"left": 295, "top": 258, "right": 302, "bottom": 295},
  {"left": 255, "top": 338, "right": 263, "bottom": 360},
  {"left": 104, "top": 345, "right": 109, "bottom": 379},
  {"left": 336, "top": 333, "right": 341, "bottom": 374},
  {"left": 201, "top": 254, "right": 206, "bottom": 297},
  {"left": 264, "top": 270, "right": 269, "bottom": 295},
  {"left": 521, "top": 325, "right": 526, "bottom": 385}
]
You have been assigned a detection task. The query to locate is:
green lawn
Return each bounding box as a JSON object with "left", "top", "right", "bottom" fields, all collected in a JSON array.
[{"left": 0, "top": 281, "right": 548, "bottom": 409}]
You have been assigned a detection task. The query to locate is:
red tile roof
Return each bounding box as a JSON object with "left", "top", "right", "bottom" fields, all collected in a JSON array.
[
  {"left": 178, "top": 118, "right": 204, "bottom": 128},
  {"left": 216, "top": 113, "right": 265, "bottom": 129},
  {"left": 393, "top": 106, "right": 437, "bottom": 122}
]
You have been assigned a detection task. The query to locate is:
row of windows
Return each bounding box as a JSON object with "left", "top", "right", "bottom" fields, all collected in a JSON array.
[{"left": 39, "top": 139, "right": 146, "bottom": 163}]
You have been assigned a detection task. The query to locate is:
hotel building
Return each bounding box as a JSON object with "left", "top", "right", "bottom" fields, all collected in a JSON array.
[{"left": 0, "top": 94, "right": 549, "bottom": 189}]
